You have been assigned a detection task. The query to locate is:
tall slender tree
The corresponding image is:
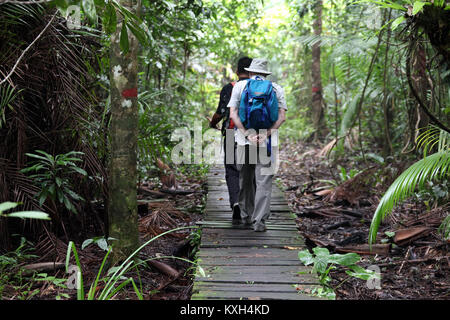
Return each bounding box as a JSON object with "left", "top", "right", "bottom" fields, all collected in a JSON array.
[
  {"left": 108, "top": 0, "right": 140, "bottom": 262},
  {"left": 311, "top": 0, "right": 325, "bottom": 141}
]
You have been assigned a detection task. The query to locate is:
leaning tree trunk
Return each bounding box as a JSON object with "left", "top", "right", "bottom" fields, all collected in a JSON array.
[
  {"left": 311, "top": 0, "right": 325, "bottom": 141},
  {"left": 108, "top": 0, "right": 140, "bottom": 262}
]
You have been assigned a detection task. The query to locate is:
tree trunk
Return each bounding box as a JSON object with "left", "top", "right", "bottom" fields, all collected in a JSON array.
[
  {"left": 311, "top": 0, "right": 325, "bottom": 141},
  {"left": 108, "top": 0, "right": 140, "bottom": 263}
]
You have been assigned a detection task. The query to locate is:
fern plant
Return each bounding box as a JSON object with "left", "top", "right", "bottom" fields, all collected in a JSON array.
[{"left": 369, "top": 127, "right": 450, "bottom": 245}]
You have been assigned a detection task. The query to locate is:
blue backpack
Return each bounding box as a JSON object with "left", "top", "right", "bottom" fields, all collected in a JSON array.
[{"left": 239, "top": 76, "right": 278, "bottom": 130}]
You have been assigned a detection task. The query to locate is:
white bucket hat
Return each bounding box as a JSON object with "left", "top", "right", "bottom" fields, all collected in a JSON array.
[{"left": 244, "top": 58, "right": 272, "bottom": 75}]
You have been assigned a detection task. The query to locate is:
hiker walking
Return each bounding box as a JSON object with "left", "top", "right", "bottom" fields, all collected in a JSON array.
[
  {"left": 209, "top": 57, "right": 253, "bottom": 224},
  {"left": 227, "top": 58, "right": 287, "bottom": 232}
]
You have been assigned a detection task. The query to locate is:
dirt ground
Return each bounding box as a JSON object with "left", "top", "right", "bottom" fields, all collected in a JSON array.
[{"left": 277, "top": 139, "right": 449, "bottom": 300}]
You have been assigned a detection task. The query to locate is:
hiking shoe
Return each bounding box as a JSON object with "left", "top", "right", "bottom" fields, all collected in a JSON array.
[
  {"left": 232, "top": 203, "right": 241, "bottom": 226},
  {"left": 242, "top": 216, "right": 253, "bottom": 227},
  {"left": 253, "top": 222, "right": 267, "bottom": 232}
]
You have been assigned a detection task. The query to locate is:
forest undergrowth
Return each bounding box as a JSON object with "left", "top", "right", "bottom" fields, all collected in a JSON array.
[
  {"left": 0, "top": 165, "right": 207, "bottom": 300},
  {"left": 278, "top": 139, "right": 449, "bottom": 299}
]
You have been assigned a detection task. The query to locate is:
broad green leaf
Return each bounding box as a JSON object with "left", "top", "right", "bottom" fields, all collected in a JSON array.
[
  {"left": 412, "top": 1, "right": 427, "bottom": 15},
  {"left": 120, "top": 21, "right": 129, "bottom": 54},
  {"left": 81, "top": 239, "right": 94, "bottom": 250},
  {"left": 298, "top": 249, "right": 314, "bottom": 265},
  {"left": 391, "top": 15, "right": 405, "bottom": 30},
  {"left": 25, "top": 152, "right": 53, "bottom": 163},
  {"left": 55, "top": 177, "right": 63, "bottom": 187},
  {"left": 39, "top": 191, "right": 48, "bottom": 206},
  {"left": 71, "top": 166, "right": 87, "bottom": 176},
  {"left": 312, "top": 247, "right": 331, "bottom": 273},
  {"left": 329, "top": 252, "right": 360, "bottom": 266},
  {"left": 0, "top": 201, "right": 19, "bottom": 213},
  {"left": 127, "top": 21, "right": 148, "bottom": 45},
  {"left": 6, "top": 211, "right": 50, "bottom": 220},
  {"left": 346, "top": 265, "right": 380, "bottom": 281},
  {"left": 97, "top": 238, "right": 109, "bottom": 251}
]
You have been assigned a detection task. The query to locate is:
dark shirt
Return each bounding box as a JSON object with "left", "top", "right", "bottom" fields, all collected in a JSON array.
[{"left": 215, "top": 77, "right": 249, "bottom": 136}]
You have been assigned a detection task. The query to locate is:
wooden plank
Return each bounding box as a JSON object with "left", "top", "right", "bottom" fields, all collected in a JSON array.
[
  {"left": 204, "top": 212, "right": 296, "bottom": 219},
  {"left": 191, "top": 290, "right": 313, "bottom": 300},
  {"left": 194, "top": 265, "right": 317, "bottom": 284},
  {"left": 200, "top": 241, "right": 303, "bottom": 248},
  {"left": 193, "top": 282, "right": 301, "bottom": 292},
  {"left": 198, "top": 256, "right": 303, "bottom": 266},
  {"left": 197, "top": 247, "right": 303, "bottom": 258},
  {"left": 192, "top": 282, "right": 319, "bottom": 300},
  {"left": 199, "top": 228, "right": 300, "bottom": 238},
  {"left": 196, "top": 222, "right": 298, "bottom": 231},
  {"left": 206, "top": 205, "right": 290, "bottom": 211},
  {"left": 192, "top": 166, "right": 319, "bottom": 300}
]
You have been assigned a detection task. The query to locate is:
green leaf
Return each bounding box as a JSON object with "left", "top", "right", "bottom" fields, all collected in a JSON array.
[
  {"left": 6, "top": 211, "right": 50, "bottom": 220},
  {"left": 312, "top": 247, "right": 331, "bottom": 274},
  {"left": 120, "top": 21, "right": 129, "bottom": 54},
  {"left": 71, "top": 166, "right": 87, "bottom": 176},
  {"left": 81, "top": 0, "right": 97, "bottom": 24},
  {"left": 127, "top": 21, "right": 148, "bottom": 45},
  {"left": 103, "top": 2, "right": 117, "bottom": 34},
  {"left": 384, "top": 231, "right": 395, "bottom": 238},
  {"left": 197, "top": 265, "right": 206, "bottom": 277},
  {"left": 39, "top": 191, "right": 48, "bottom": 206},
  {"left": 346, "top": 265, "right": 380, "bottom": 281},
  {"left": 55, "top": 177, "right": 63, "bottom": 187},
  {"left": 81, "top": 239, "right": 94, "bottom": 250},
  {"left": 412, "top": 1, "right": 427, "bottom": 15},
  {"left": 130, "top": 278, "right": 144, "bottom": 300},
  {"left": 369, "top": 151, "right": 450, "bottom": 245},
  {"left": 329, "top": 252, "right": 360, "bottom": 266},
  {"left": 0, "top": 201, "right": 19, "bottom": 213},
  {"left": 96, "top": 238, "right": 109, "bottom": 251},
  {"left": 25, "top": 152, "right": 53, "bottom": 163},
  {"left": 391, "top": 16, "right": 405, "bottom": 30},
  {"left": 298, "top": 249, "right": 314, "bottom": 265}
]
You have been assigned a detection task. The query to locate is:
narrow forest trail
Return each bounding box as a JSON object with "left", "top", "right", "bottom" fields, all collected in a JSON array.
[{"left": 191, "top": 166, "right": 320, "bottom": 300}]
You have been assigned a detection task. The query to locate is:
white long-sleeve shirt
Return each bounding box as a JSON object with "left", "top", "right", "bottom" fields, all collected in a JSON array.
[{"left": 226, "top": 75, "right": 287, "bottom": 146}]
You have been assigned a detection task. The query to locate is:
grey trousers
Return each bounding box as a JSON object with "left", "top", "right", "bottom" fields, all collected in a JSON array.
[
  {"left": 223, "top": 139, "right": 240, "bottom": 209},
  {"left": 235, "top": 145, "right": 276, "bottom": 225}
]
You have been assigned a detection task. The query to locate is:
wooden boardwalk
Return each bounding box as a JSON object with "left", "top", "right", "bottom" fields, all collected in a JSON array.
[{"left": 191, "top": 166, "right": 319, "bottom": 300}]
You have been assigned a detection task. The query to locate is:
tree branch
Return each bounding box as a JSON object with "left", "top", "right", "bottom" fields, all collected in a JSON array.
[
  {"left": 406, "top": 41, "right": 450, "bottom": 135},
  {"left": 0, "top": 13, "right": 56, "bottom": 86}
]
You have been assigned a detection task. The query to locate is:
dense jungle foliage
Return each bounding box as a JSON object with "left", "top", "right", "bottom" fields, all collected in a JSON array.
[{"left": 0, "top": 0, "right": 448, "bottom": 300}]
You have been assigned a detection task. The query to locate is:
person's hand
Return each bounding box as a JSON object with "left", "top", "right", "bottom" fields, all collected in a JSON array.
[
  {"left": 256, "top": 133, "right": 267, "bottom": 145},
  {"left": 246, "top": 133, "right": 267, "bottom": 145},
  {"left": 247, "top": 133, "right": 259, "bottom": 145},
  {"left": 206, "top": 116, "right": 219, "bottom": 130}
]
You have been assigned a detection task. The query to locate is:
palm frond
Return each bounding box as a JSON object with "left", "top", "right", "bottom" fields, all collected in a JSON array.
[
  {"left": 417, "top": 126, "right": 450, "bottom": 156},
  {"left": 369, "top": 150, "right": 450, "bottom": 245}
]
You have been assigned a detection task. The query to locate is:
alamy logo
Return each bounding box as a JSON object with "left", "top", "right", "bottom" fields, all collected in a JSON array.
[
  {"left": 169, "top": 125, "right": 280, "bottom": 175},
  {"left": 366, "top": 265, "right": 381, "bottom": 290},
  {"left": 66, "top": 5, "right": 81, "bottom": 30},
  {"left": 66, "top": 265, "right": 82, "bottom": 290}
]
